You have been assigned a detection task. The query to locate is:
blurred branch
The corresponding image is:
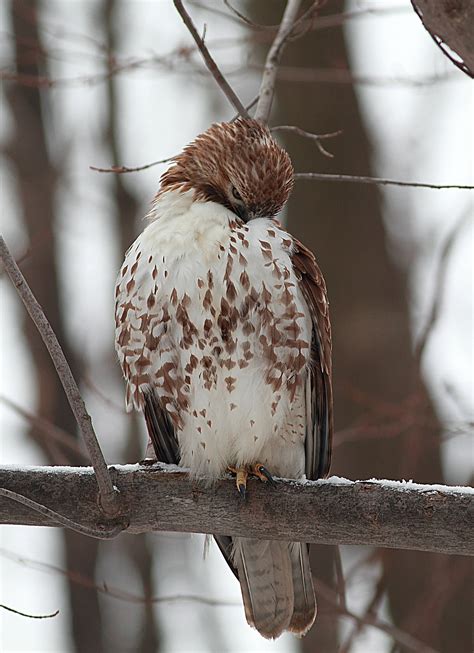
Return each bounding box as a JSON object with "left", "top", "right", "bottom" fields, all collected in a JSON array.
[
  {"left": 1, "top": 395, "right": 89, "bottom": 463},
  {"left": 1, "top": 465, "right": 473, "bottom": 556},
  {"left": 415, "top": 211, "right": 471, "bottom": 363},
  {"left": 254, "top": 0, "right": 303, "bottom": 123},
  {"left": 339, "top": 572, "right": 386, "bottom": 653},
  {"left": 196, "top": 3, "right": 409, "bottom": 32},
  {"left": 411, "top": 1, "right": 474, "bottom": 78},
  {"left": 173, "top": 0, "right": 249, "bottom": 117},
  {"left": 0, "top": 547, "right": 239, "bottom": 607},
  {"left": 319, "top": 581, "right": 438, "bottom": 653},
  {"left": 295, "top": 172, "right": 474, "bottom": 190},
  {"left": 0, "top": 604, "right": 59, "bottom": 620},
  {"left": 0, "top": 236, "right": 121, "bottom": 517}
]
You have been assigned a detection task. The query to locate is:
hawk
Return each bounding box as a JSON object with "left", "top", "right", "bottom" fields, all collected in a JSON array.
[{"left": 115, "top": 118, "right": 333, "bottom": 639}]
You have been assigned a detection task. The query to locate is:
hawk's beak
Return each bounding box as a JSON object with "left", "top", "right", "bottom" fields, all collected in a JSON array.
[{"left": 235, "top": 206, "right": 255, "bottom": 223}]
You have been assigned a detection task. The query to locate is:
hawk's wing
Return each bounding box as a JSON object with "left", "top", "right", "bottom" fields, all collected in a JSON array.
[
  {"left": 292, "top": 240, "right": 333, "bottom": 481},
  {"left": 143, "top": 390, "right": 239, "bottom": 579}
]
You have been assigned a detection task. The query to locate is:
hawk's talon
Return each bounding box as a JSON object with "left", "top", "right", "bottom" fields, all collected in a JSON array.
[
  {"left": 139, "top": 457, "right": 159, "bottom": 467},
  {"left": 253, "top": 464, "right": 276, "bottom": 486},
  {"left": 227, "top": 463, "right": 275, "bottom": 496}
]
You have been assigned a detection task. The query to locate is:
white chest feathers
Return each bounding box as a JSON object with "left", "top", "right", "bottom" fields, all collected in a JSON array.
[{"left": 115, "top": 190, "right": 312, "bottom": 478}]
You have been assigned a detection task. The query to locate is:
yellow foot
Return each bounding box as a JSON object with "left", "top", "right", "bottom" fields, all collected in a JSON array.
[{"left": 227, "top": 463, "right": 276, "bottom": 499}]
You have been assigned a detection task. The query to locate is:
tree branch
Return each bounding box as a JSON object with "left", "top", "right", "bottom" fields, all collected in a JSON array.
[
  {"left": 271, "top": 125, "right": 342, "bottom": 158},
  {"left": 0, "top": 237, "right": 121, "bottom": 516},
  {"left": 295, "top": 172, "right": 474, "bottom": 190},
  {"left": 254, "top": 0, "right": 303, "bottom": 123},
  {"left": 0, "top": 604, "right": 59, "bottom": 620},
  {"left": 173, "top": 0, "right": 249, "bottom": 117},
  {"left": 1, "top": 465, "right": 472, "bottom": 556}
]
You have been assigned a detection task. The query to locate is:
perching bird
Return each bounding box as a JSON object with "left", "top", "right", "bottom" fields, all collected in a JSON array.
[{"left": 115, "top": 118, "right": 333, "bottom": 639}]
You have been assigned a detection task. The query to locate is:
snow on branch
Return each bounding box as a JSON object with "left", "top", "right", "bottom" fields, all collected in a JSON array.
[{"left": 1, "top": 465, "right": 472, "bottom": 556}]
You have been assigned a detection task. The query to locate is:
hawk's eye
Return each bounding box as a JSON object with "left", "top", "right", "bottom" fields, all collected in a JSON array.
[{"left": 232, "top": 186, "right": 243, "bottom": 202}]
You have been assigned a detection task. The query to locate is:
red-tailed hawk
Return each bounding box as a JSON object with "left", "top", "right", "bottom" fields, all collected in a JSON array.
[{"left": 115, "top": 118, "right": 333, "bottom": 639}]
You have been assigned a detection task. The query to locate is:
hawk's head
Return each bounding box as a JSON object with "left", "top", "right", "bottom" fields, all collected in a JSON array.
[{"left": 160, "top": 118, "right": 294, "bottom": 222}]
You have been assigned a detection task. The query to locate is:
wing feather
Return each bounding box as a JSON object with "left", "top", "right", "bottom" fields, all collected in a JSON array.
[
  {"left": 292, "top": 240, "right": 333, "bottom": 480},
  {"left": 143, "top": 390, "right": 239, "bottom": 580}
]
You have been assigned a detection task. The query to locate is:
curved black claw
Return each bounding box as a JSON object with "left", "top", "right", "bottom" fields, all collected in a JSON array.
[
  {"left": 257, "top": 465, "right": 276, "bottom": 486},
  {"left": 238, "top": 483, "right": 247, "bottom": 500},
  {"left": 139, "top": 457, "right": 159, "bottom": 467}
]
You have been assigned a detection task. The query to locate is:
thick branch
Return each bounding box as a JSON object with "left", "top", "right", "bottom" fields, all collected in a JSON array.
[
  {"left": 1, "top": 465, "right": 472, "bottom": 556},
  {"left": 0, "top": 237, "right": 120, "bottom": 516}
]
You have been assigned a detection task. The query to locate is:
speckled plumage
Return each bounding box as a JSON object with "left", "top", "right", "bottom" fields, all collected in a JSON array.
[{"left": 115, "top": 118, "right": 333, "bottom": 639}]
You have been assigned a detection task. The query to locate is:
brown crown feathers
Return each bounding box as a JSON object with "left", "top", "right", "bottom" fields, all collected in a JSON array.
[{"left": 159, "top": 119, "right": 294, "bottom": 222}]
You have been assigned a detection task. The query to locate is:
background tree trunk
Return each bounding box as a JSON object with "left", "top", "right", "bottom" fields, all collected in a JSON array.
[
  {"left": 259, "top": 1, "right": 471, "bottom": 651},
  {"left": 7, "top": 1, "right": 104, "bottom": 651}
]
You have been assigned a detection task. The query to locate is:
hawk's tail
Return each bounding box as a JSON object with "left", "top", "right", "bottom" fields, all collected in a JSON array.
[{"left": 233, "top": 538, "right": 316, "bottom": 639}]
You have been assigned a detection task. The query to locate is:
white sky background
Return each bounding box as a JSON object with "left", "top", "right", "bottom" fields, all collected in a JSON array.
[{"left": 0, "top": 1, "right": 472, "bottom": 651}]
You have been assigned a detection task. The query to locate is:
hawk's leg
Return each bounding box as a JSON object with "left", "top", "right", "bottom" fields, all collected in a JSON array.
[{"left": 227, "top": 463, "right": 276, "bottom": 499}]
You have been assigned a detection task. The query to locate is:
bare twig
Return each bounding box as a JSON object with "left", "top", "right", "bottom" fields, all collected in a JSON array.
[
  {"left": 173, "top": 0, "right": 248, "bottom": 117},
  {"left": 271, "top": 125, "right": 342, "bottom": 158},
  {"left": 295, "top": 172, "right": 474, "bottom": 190},
  {"left": 0, "top": 488, "right": 126, "bottom": 540},
  {"left": 0, "top": 604, "right": 59, "bottom": 620},
  {"left": 254, "top": 0, "right": 303, "bottom": 123},
  {"left": 415, "top": 211, "right": 471, "bottom": 363},
  {"left": 0, "top": 237, "right": 120, "bottom": 516},
  {"left": 90, "top": 156, "right": 175, "bottom": 174},
  {"left": 231, "top": 93, "right": 259, "bottom": 122},
  {"left": 222, "top": 0, "right": 268, "bottom": 30}
]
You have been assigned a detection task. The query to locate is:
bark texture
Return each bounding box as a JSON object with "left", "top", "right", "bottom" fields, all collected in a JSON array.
[{"left": 1, "top": 466, "right": 472, "bottom": 556}]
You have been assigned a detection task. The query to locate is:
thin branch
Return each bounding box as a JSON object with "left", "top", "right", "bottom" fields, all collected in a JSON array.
[
  {"left": 90, "top": 156, "right": 175, "bottom": 174},
  {"left": 271, "top": 125, "right": 342, "bottom": 158},
  {"left": 333, "top": 546, "right": 347, "bottom": 611},
  {"left": 1, "top": 466, "right": 473, "bottom": 555},
  {"left": 0, "top": 604, "right": 59, "bottom": 620},
  {"left": 339, "top": 573, "right": 386, "bottom": 653},
  {"left": 0, "top": 547, "right": 239, "bottom": 608},
  {"left": 173, "top": 0, "right": 248, "bottom": 117},
  {"left": 0, "top": 237, "right": 121, "bottom": 516},
  {"left": 0, "top": 488, "right": 126, "bottom": 540},
  {"left": 415, "top": 211, "right": 471, "bottom": 363},
  {"left": 231, "top": 93, "right": 259, "bottom": 122},
  {"left": 222, "top": 0, "right": 267, "bottom": 30},
  {"left": 254, "top": 0, "right": 303, "bottom": 123},
  {"left": 295, "top": 172, "right": 474, "bottom": 190}
]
